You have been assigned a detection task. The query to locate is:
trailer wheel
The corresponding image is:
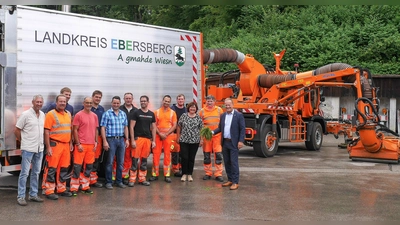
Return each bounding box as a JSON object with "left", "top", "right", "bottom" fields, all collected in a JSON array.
[
  {"left": 254, "top": 124, "right": 278, "bottom": 157},
  {"left": 305, "top": 122, "right": 323, "bottom": 150}
]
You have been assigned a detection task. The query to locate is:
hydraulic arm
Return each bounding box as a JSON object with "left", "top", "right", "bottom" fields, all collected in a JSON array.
[{"left": 202, "top": 48, "right": 400, "bottom": 162}]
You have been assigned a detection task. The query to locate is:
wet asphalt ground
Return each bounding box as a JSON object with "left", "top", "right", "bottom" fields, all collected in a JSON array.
[{"left": 1, "top": 134, "right": 400, "bottom": 221}]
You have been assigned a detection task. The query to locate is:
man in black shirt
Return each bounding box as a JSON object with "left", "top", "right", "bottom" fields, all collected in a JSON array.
[{"left": 128, "top": 95, "right": 156, "bottom": 187}]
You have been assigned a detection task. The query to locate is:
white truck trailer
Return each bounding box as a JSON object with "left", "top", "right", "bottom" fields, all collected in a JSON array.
[{"left": 0, "top": 5, "right": 203, "bottom": 173}]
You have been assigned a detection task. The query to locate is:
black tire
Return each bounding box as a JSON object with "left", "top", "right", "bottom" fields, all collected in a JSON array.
[
  {"left": 305, "top": 122, "right": 323, "bottom": 150},
  {"left": 8, "top": 170, "right": 21, "bottom": 176},
  {"left": 6, "top": 156, "right": 22, "bottom": 176},
  {"left": 253, "top": 124, "right": 279, "bottom": 157}
]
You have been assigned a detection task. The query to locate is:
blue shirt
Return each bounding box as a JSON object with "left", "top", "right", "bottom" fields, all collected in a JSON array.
[
  {"left": 100, "top": 109, "right": 128, "bottom": 137},
  {"left": 45, "top": 102, "right": 74, "bottom": 115},
  {"left": 91, "top": 105, "right": 105, "bottom": 132}
]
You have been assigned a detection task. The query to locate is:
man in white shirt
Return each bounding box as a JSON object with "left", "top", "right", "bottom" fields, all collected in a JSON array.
[{"left": 15, "top": 95, "right": 46, "bottom": 206}]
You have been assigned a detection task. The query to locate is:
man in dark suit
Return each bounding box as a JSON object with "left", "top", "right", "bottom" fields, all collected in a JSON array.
[{"left": 213, "top": 98, "right": 245, "bottom": 190}]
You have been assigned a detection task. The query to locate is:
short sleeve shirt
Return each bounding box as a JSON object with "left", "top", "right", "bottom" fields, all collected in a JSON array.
[
  {"left": 73, "top": 110, "right": 99, "bottom": 144},
  {"left": 130, "top": 109, "right": 156, "bottom": 139},
  {"left": 100, "top": 109, "right": 128, "bottom": 137},
  {"left": 16, "top": 108, "right": 45, "bottom": 152},
  {"left": 178, "top": 113, "right": 203, "bottom": 144}
]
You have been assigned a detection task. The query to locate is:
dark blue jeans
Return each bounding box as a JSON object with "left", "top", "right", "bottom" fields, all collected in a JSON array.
[
  {"left": 105, "top": 138, "right": 125, "bottom": 185},
  {"left": 222, "top": 140, "right": 239, "bottom": 184}
]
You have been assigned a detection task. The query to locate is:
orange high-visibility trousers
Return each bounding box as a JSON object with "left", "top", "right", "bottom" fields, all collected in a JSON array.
[
  {"left": 202, "top": 133, "right": 223, "bottom": 177},
  {"left": 43, "top": 142, "right": 71, "bottom": 195},
  {"left": 170, "top": 133, "right": 181, "bottom": 174},
  {"left": 90, "top": 136, "right": 102, "bottom": 185},
  {"left": 129, "top": 137, "right": 151, "bottom": 183},
  {"left": 70, "top": 144, "right": 95, "bottom": 192},
  {"left": 152, "top": 134, "right": 173, "bottom": 177}
]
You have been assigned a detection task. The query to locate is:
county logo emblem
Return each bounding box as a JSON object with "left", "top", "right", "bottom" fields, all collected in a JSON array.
[{"left": 174, "top": 46, "right": 185, "bottom": 67}]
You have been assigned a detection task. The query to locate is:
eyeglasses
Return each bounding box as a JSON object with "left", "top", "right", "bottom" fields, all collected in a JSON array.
[
  {"left": 140, "top": 100, "right": 147, "bottom": 102},
  {"left": 84, "top": 102, "right": 93, "bottom": 104}
]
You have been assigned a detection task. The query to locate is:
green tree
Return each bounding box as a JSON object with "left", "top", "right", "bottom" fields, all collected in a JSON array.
[{"left": 31, "top": 5, "right": 400, "bottom": 74}]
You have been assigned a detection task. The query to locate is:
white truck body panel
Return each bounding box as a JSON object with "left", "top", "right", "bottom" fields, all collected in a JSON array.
[{"left": 0, "top": 6, "right": 202, "bottom": 171}]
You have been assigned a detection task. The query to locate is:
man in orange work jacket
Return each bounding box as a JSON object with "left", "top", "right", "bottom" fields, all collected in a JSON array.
[
  {"left": 149, "top": 95, "right": 177, "bottom": 183},
  {"left": 198, "top": 95, "right": 224, "bottom": 182},
  {"left": 43, "top": 95, "right": 73, "bottom": 200}
]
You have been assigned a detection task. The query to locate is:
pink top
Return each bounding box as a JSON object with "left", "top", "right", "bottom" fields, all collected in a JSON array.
[{"left": 73, "top": 110, "right": 99, "bottom": 144}]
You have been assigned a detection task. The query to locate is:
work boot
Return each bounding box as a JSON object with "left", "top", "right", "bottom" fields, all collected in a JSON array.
[
  {"left": 81, "top": 189, "right": 94, "bottom": 194},
  {"left": 128, "top": 182, "right": 135, "bottom": 187},
  {"left": 203, "top": 175, "right": 211, "bottom": 180},
  {"left": 46, "top": 193, "right": 59, "bottom": 200},
  {"left": 139, "top": 180, "right": 150, "bottom": 186},
  {"left": 215, "top": 176, "right": 224, "bottom": 182},
  {"left": 174, "top": 171, "right": 183, "bottom": 177},
  {"left": 71, "top": 191, "right": 78, "bottom": 196},
  {"left": 164, "top": 177, "right": 172, "bottom": 183},
  {"left": 149, "top": 176, "right": 158, "bottom": 181},
  {"left": 60, "top": 191, "right": 73, "bottom": 197}
]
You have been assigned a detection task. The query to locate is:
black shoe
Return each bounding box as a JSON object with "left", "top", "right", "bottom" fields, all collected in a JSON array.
[
  {"left": 92, "top": 183, "right": 103, "bottom": 188},
  {"left": 60, "top": 191, "right": 73, "bottom": 197},
  {"left": 164, "top": 177, "right": 172, "bottom": 183},
  {"left": 46, "top": 193, "right": 59, "bottom": 200},
  {"left": 139, "top": 181, "right": 150, "bottom": 186},
  {"left": 117, "top": 183, "right": 127, "bottom": 188},
  {"left": 215, "top": 176, "right": 224, "bottom": 182},
  {"left": 174, "top": 172, "right": 183, "bottom": 177},
  {"left": 71, "top": 191, "right": 78, "bottom": 196},
  {"left": 149, "top": 176, "right": 158, "bottom": 181},
  {"left": 203, "top": 175, "right": 211, "bottom": 180},
  {"left": 81, "top": 189, "right": 94, "bottom": 194},
  {"left": 122, "top": 178, "right": 129, "bottom": 185}
]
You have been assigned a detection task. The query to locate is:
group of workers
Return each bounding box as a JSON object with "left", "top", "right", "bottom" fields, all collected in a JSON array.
[{"left": 15, "top": 87, "right": 245, "bottom": 206}]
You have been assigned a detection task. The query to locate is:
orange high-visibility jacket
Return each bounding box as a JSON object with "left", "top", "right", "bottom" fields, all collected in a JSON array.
[
  {"left": 199, "top": 106, "right": 223, "bottom": 130},
  {"left": 155, "top": 108, "right": 177, "bottom": 133},
  {"left": 44, "top": 109, "right": 72, "bottom": 142}
]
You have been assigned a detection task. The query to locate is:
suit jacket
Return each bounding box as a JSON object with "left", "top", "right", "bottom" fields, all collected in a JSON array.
[{"left": 214, "top": 110, "right": 245, "bottom": 147}]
